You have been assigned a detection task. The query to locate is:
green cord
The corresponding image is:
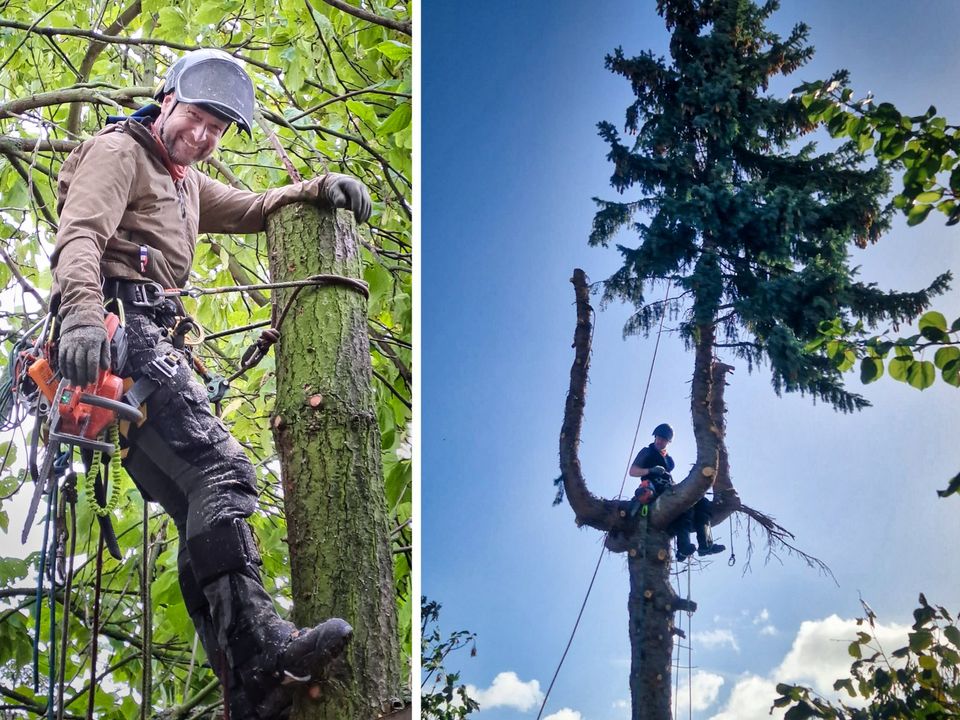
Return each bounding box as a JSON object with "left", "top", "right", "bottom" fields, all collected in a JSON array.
[{"left": 82, "top": 423, "right": 123, "bottom": 518}]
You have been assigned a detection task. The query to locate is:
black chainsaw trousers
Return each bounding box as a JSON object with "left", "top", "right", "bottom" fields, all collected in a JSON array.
[{"left": 117, "top": 307, "right": 267, "bottom": 656}]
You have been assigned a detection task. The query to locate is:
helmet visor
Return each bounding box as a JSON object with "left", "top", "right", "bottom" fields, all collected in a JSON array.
[{"left": 175, "top": 58, "right": 254, "bottom": 133}]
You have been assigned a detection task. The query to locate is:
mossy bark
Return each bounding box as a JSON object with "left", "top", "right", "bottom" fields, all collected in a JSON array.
[{"left": 266, "top": 203, "right": 400, "bottom": 720}]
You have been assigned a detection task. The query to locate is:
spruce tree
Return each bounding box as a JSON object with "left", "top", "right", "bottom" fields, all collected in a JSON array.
[
  {"left": 591, "top": 0, "right": 949, "bottom": 412},
  {"left": 558, "top": 2, "right": 950, "bottom": 719}
]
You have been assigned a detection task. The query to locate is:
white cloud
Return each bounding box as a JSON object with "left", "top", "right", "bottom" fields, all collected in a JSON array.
[
  {"left": 694, "top": 629, "right": 740, "bottom": 652},
  {"left": 751, "top": 609, "right": 777, "bottom": 636},
  {"left": 708, "top": 675, "right": 783, "bottom": 720},
  {"left": 775, "top": 615, "right": 909, "bottom": 695},
  {"left": 543, "top": 709, "right": 582, "bottom": 720},
  {"left": 710, "top": 614, "right": 912, "bottom": 719},
  {"left": 611, "top": 700, "right": 628, "bottom": 709},
  {"left": 466, "top": 671, "right": 544, "bottom": 712},
  {"left": 675, "top": 670, "right": 725, "bottom": 714}
]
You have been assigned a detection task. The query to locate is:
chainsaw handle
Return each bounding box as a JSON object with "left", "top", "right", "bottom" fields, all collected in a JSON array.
[{"left": 78, "top": 393, "right": 144, "bottom": 424}]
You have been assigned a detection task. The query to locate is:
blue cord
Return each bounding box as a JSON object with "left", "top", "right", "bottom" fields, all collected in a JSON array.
[{"left": 46, "top": 477, "right": 58, "bottom": 719}]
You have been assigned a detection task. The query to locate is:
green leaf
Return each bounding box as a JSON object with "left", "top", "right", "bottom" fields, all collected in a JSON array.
[
  {"left": 848, "top": 641, "right": 862, "bottom": 659},
  {"left": 920, "top": 325, "right": 949, "bottom": 342},
  {"left": 888, "top": 357, "right": 911, "bottom": 382},
  {"left": 379, "top": 103, "right": 412, "bottom": 137},
  {"left": 934, "top": 346, "right": 960, "bottom": 369},
  {"left": 907, "top": 203, "right": 934, "bottom": 226},
  {"left": 833, "top": 677, "right": 856, "bottom": 697},
  {"left": 910, "top": 629, "right": 935, "bottom": 652},
  {"left": 941, "top": 358, "right": 960, "bottom": 387},
  {"left": 285, "top": 56, "right": 307, "bottom": 93},
  {"left": 906, "top": 360, "right": 936, "bottom": 390},
  {"left": 914, "top": 190, "right": 944, "bottom": 204},
  {"left": 376, "top": 41, "right": 412, "bottom": 62},
  {"left": 195, "top": 1, "right": 223, "bottom": 25},
  {"left": 919, "top": 311, "right": 948, "bottom": 333},
  {"left": 938, "top": 472, "right": 960, "bottom": 498},
  {"left": 156, "top": 7, "right": 187, "bottom": 34},
  {"left": 944, "top": 625, "right": 960, "bottom": 649}
]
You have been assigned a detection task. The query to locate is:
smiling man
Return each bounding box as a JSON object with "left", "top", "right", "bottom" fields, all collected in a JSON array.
[{"left": 50, "top": 49, "right": 370, "bottom": 719}]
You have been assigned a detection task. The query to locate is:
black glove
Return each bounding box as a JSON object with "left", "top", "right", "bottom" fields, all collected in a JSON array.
[
  {"left": 58, "top": 324, "right": 110, "bottom": 387},
  {"left": 324, "top": 174, "right": 372, "bottom": 224},
  {"left": 647, "top": 466, "right": 667, "bottom": 478}
]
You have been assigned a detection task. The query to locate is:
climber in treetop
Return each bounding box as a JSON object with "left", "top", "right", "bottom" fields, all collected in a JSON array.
[{"left": 629, "top": 423, "right": 725, "bottom": 562}]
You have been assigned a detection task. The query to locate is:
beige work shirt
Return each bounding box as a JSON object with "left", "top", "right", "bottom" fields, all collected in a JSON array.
[{"left": 52, "top": 118, "right": 340, "bottom": 333}]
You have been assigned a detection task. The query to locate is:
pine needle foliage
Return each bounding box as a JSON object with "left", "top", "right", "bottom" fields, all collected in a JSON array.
[{"left": 591, "top": 0, "right": 950, "bottom": 412}]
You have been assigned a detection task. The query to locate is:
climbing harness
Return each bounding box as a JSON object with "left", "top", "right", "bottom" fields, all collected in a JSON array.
[{"left": 3, "top": 270, "right": 369, "bottom": 716}]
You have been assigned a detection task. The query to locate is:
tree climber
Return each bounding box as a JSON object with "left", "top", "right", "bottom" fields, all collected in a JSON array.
[
  {"left": 50, "top": 49, "right": 371, "bottom": 719},
  {"left": 629, "top": 423, "right": 725, "bottom": 562}
]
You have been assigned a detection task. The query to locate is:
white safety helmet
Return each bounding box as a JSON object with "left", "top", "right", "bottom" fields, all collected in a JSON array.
[{"left": 156, "top": 49, "right": 255, "bottom": 135}]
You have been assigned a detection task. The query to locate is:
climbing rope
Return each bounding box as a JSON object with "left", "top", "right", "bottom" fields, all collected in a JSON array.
[
  {"left": 177, "top": 273, "right": 369, "bottom": 300},
  {"left": 32, "top": 451, "right": 68, "bottom": 694},
  {"left": 728, "top": 515, "right": 736, "bottom": 566},
  {"left": 55, "top": 474, "right": 77, "bottom": 720},
  {"left": 670, "top": 564, "right": 695, "bottom": 720},
  {"left": 86, "top": 533, "right": 105, "bottom": 720},
  {"left": 537, "top": 281, "right": 672, "bottom": 720},
  {"left": 685, "top": 566, "right": 693, "bottom": 720},
  {"left": 177, "top": 274, "right": 369, "bottom": 399},
  {"left": 140, "top": 503, "right": 153, "bottom": 720}
]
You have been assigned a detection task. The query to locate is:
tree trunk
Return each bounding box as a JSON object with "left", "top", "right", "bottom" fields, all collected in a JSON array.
[
  {"left": 266, "top": 203, "right": 401, "bottom": 720},
  {"left": 560, "top": 269, "right": 722, "bottom": 720},
  {"left": 622, "top": 519, "right": 681, "bottom": 720}
]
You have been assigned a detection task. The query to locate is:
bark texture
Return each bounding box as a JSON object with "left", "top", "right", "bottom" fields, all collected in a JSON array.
[
  {"left": 267, "top": 203, "right": 400, "bottom": 720},
  {"left": 560, "top": 269, "right": 731, "bottom": 720}
]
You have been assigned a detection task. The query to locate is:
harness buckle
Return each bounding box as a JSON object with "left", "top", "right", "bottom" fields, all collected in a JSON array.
[
  {"left": 150, "top": 353, "right": 180, "bottom": 379},
  {"left": 130, "top": 282, "right": 166, "bottom": 308}
]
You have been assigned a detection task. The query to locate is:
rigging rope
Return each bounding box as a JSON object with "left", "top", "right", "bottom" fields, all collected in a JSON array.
[
  {"left": 55, "top": 474, "right": 77, "bottom": 720},
  {"left": 537, "top": 281, "right": 672, "bottom": 720}
]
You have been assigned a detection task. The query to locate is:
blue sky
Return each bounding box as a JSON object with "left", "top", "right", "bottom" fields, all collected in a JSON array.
[{"left": 422, "top": 2, "right": 960, "bottom": 720}]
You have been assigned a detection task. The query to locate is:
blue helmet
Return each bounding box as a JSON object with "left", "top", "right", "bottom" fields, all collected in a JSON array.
[{"left": 652, "top": 423, "right": 674, "bottom": 441}]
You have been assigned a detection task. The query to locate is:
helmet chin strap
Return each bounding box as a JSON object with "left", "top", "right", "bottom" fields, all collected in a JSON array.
[{"left": 154, "top": 96, "right": 178, "bottom": 136}]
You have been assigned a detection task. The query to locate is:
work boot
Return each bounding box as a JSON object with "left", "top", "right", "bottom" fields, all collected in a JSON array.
[
  {"left": 203, "top": 572, "right": 353, "bottom": 718},
  {"left": 695, "top": 523, "right": 725, "bottom": 557},
  {"left": 676, "top": 535, "right": 697, "bottom": 562}
]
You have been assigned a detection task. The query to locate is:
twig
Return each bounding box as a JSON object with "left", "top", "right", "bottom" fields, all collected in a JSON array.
[
  {"left": 0, "top": 247, "right": 47, "bottom": 310},
  {"left": 313, "top": 0, "right": 411, "bottom": 36}
]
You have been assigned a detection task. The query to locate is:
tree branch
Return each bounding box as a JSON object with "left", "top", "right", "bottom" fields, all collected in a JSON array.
[
  {"left": 67, "top": 0, "right": 144, "bottom": 136},
  {"left": 0, "top": 247, "right": 47, "bottom": 310},
  {"left": 0, "top": 135, "right": 79, "bottom": 153},
  {"left": 313, "top": 0, "right": 411, "bottom": 37},
  {"left": 648, "top": 321, "right": 721, "bottom": 530},
  {"left": 708, "top": 360, "right": 741, "bottom": 524},
  {"left": 559, "top": 268, "right": 622, "bottom": 532},
  {"left": 0, "top": 85, "right": 152, "bottom": 119}
]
